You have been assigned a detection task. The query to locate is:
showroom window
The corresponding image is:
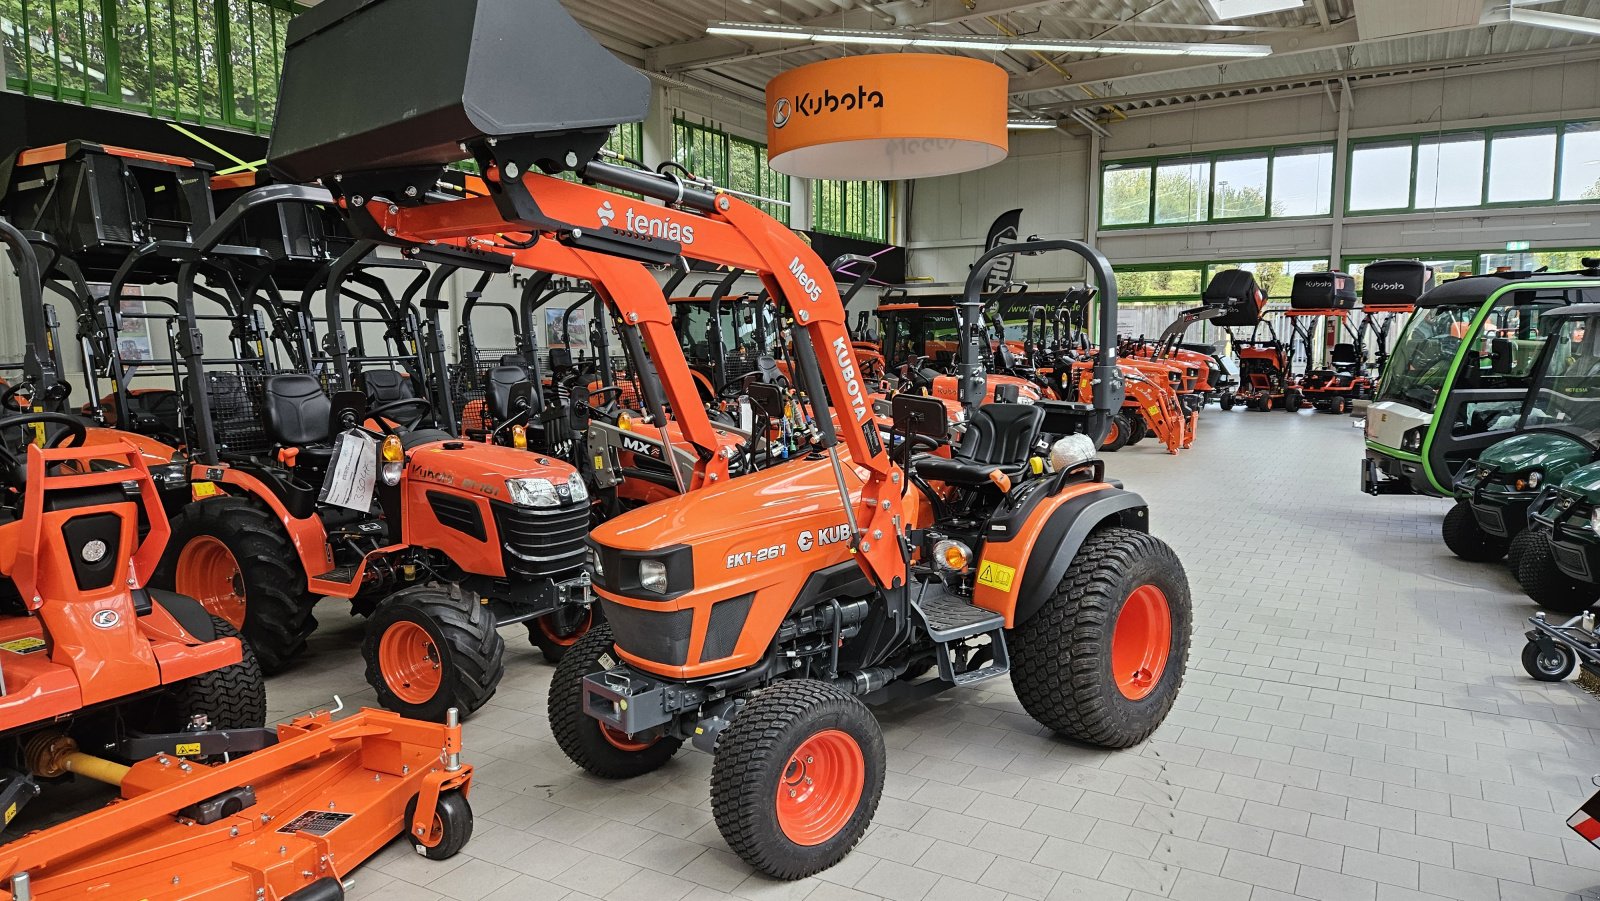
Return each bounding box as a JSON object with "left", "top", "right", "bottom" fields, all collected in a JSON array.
[
  {"left": 674, "top": 118, "right": 790, "bottom": 224},
  {"left": 1099, "top": 143, "right": 1334, "bottom": 229},
  {"left": 1, "top": 0, "right": 300, "bottom": 134},
  {"left": 1348, "top": 119, "right": 1600, "bottom": 214},
  {"left": 813, "top": 178, "right": 890, "bottom": 242},
  {"left": 1115, "top": 265, "right": 1205, "bottom": 303}
]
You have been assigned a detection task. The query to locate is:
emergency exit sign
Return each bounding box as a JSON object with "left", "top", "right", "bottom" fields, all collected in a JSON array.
[{"left": 1505, "top": 240, "right": 1530, "bottom": 251}]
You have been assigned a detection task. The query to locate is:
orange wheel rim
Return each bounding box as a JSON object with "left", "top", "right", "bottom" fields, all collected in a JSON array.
[
  {"left": 538, "top": 607, "right": 594, "bottom": 648},
  {"left": 1105, "top": 420, "right": 1120, "bottom": 444},
  {"left": 599, "top": 723, "right": 656, "bottom": 752},
  {"left": 174, "top": 536, "right": 247, "bottom": 629},
  {"left": 1112, "top": 584, "right": 1172, "bottom": 701},
  {"left": 776, "top": 729, "right": 865, "bottom": 846},
  {"left": 379, "top": 621, "right": 443, "bottom": 705}
]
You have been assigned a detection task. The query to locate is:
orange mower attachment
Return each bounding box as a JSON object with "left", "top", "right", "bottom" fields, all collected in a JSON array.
[{"left": 0, "top": 706, "right": 473, "bottom": 901}]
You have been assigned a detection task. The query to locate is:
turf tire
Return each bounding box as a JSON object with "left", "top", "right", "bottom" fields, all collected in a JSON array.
[
  {"left": 548, "top": 623, "right": 682, "bottom": 778},
  {"left": 1515, "top": 532, "right": 1600, "bottom": 615},
  {"left": 1442, "top": 501, "right": 1509, "bottom": 562}
]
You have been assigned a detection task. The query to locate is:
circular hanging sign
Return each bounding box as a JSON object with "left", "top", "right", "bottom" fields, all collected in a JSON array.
[{"left": 766, "top": 54, "right": 1009, "bottom": 180}]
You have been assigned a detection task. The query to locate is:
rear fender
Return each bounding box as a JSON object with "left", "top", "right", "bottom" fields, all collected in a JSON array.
[{"left": 971, "top": 483, "right": 1149, "bottom": 627}]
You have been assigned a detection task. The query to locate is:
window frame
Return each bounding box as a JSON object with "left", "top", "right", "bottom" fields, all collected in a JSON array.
[
  {"left": 1097, "top": 141, "right": 1335, "bottom": 230},
  {"left": 3, "top": 0, "right": 302, "bottom": 135},
  {"left": 1344, "top": 118, "right": 1600, "bottom": 216},
  {"left": 811, "top": 177, "right": 889, "bottom": 243},
  {"left": 672, "top": 116, "right": 790, "bottom": 225}
]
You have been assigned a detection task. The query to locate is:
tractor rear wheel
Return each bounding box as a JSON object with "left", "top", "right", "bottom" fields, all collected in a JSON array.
[
  {"left": 1010, "top": 527, "right": 1191, "bottom": 748},
  {"left": 1100, "top": 415, "right": 1130, "bottom": 453},
  {"left": 363, "top": 584, "right": 504, "bottom": 721},
  {"left": 1442, "top": 501, "right": 1508, "bottom": 562},
  {"left": 711, "top": 679, "right": 884, "bottom": 880},
  {"left": 147, "top": 617, "right": 268, "bottom": 733},
  {"left": 154, "top": 498, "right": 317, "bottom": 675},
  {"left": 528, "top": 604, "right": 600, "bottom": 663},
  {"left": 549, "top": 623, "right": 682, "bottom": 778},
  {"left": 1515, "top": 534, "right": 1600, "bottom": 615}
]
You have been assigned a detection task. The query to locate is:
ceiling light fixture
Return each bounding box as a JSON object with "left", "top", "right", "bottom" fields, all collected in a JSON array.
[
  {"left": 1203, "top": 0, "right": 1305, "bottom": 21},
  {"left": 1504, "top": 7, "right": 1600, "bottom": 37},
  {"left": 1008, "top": 118, "right": 1058, "bottom": 130},
  {"left": 705, "top": 22, "right": 1274, "bottom": 57}
]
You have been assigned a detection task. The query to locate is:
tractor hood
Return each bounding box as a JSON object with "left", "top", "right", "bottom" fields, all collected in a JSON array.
[
  {"left": 1555, "top": 460, "right": 1600, "bottom": 504},
  {"left": 1479, "top": 431, "right": 1593, "bottom": 478},
  {"left": 406, "top": 439, "right": 579, "bottom": 503}
]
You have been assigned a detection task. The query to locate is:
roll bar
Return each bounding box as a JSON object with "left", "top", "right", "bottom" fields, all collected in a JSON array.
[{"left": 0, "top": 218, "right": 67, "bottom": 412}]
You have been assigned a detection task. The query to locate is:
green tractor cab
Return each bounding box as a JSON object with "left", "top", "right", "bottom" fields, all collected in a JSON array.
[{"left": 1363, "top": 269, "right": 1600, "bottom": 498}]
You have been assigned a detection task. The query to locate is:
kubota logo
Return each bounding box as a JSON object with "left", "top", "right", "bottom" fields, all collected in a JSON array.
[
  {"left": 832, "top": 336, "right": 869, "bottom": 424},
  {"left": 1370, "top": 282, "right": 1407, "bottom": 291},
  {"left": 772, "top": 84, "right": 886, "bottom": 129},
  {"left": 597, "top": 201, "right": 615, "bottom": 226},
  {"left": 92, "top": 609, "right": 119, "bottom": 629}
]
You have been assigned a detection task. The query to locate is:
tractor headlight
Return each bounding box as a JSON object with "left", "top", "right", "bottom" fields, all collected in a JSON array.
[
  {"left": 933, "top": 539, "right": 972, "bottom": 572},
  {"left": 1527, "top": 470, "right": 1543, "bottom": 489},
  {"left": 507, "top": 477, "right": 560, "bottom": 508},
  {"left": 638, "top": 559, "right": 668, "bottom": 593},
  {"left": 1401, "top": 427, "right": 1425, "bottom": 453},
  {"left": 566, "top": 472, "right": 589, "bottom": 504},
  {"left": 380, "top": 434, "right": 404, "bottom": 486},
  {"left": 589, "top": 546, "right": 604, "bottom": 578},
  {"left": 1049, "top": 434, "right": 1097, "bottom": 472}
]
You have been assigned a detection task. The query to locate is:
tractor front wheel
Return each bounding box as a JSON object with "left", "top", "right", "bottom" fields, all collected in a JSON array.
[
  {"left": 363, "top": 585, "right": 504, "bottom": 721},
  {"left": 1100, "top": 414, "right": 1130, "bottom": 453},
  {"left": 1442, "top": 501, "right": 1509, "bottom": 562},
  {"left": 1284, "top": 390, "right": 1301, "bottom": 412},
  {"left": 528, "top": 604, "right": 600, "bottom": 663},
  {"left": 1125, "top": 414, "right": 1148, "bottom": 445},
  {"left": 154, "top": 498, "right": 317, "bottom": 675},
  {"left": 1507, "top": 528, "right": 1543, "bottom": 577},
  {"left": 1219, "top": 392, "right": 1235, "bottom": 411},
  {"left": 549, "top": 624, "right": 682, "bottom": 778},
  {"left": 711, "top": 679, "right": 885, "bottom": 880},
  {"left": 1515, "top": 535, "right": 1600, "bottom": 615},
  {"left": 1010, "top": 527, "right": 1192, "bottom": 748}
]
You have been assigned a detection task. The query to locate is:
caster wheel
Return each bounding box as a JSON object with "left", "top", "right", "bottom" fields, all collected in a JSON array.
[
  {"left": 1522, "top": 641, "right": 1576, "bottom": 682},
  {"left": 405, "top": 790, "right": 473, "bottom": 860}
]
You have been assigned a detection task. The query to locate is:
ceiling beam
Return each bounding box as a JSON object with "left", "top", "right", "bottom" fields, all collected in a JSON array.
[
  {"left": 1034, "top": 43, "right": 1600, "bottom": 114},
  {"left": 1009, "top": 17, "right": 1359, "bottom": 96}
]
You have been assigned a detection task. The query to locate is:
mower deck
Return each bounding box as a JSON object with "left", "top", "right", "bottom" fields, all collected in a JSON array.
[{"left": 0, "top": 708, "right": 471, "bottom": 901}]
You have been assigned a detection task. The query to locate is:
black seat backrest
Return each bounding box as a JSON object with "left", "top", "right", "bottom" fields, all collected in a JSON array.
[
  {"left": 486, "top": 365, "right": 530, "bottom": 420},
  {"left": 547, "top": 347, "right": 572, "bottom": 372},
  {"left": 359, "top": 368, "right": 414, "bottom": 405},
  {"left": 263, "top": 373, "right": 332, "bottom": 446},
  {"left": 1330, "top": 343, "right": 1359, "bottom": 367},
  {"left": 755, "top": 354, "right": 782, "bottom": 384},
  {"left": 957, "top": 403, "right": 1044, "bottom": 467}
]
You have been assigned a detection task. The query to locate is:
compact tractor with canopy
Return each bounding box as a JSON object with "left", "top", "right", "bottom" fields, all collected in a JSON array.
[{"left": 267, "top": 0, "right": 1194, "bottom": 881}]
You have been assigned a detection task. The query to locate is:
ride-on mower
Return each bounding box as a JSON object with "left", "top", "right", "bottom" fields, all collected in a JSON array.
[
  {"left": 267, "top": 0, "right": 1192, "bottom": 880},
  {"left": 1281, "top": 270, "right": 1364, "bottom": 414},
  {"left": 0, "top": 218, "right": 476, "bottom": 900}
]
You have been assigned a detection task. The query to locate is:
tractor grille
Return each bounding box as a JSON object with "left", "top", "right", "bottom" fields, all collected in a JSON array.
[
  {"left": 701, "top": 593, "right": 754, "bottom": 662},
  {"left": 490, "top": 499, "right": 588, "bottom": 583},
  {"left": 1553, "top": 540, "right": 1593, "bottom": 580},
  {"left": 1472, "top": 505, "right": 1506, "bottom": 537},
  {"left": 600, "top": 599, "right": 693, "bottom": 666}
]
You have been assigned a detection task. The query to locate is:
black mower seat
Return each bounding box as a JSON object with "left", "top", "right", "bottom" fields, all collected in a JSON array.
[
  {"left": 915, "top": 402, "right": 1044, "bottom": 487},
  {"left": 359, "top": 368, "right": 415, "bottom": 405},
  {"left": 1329, "top": 343, "right": 1360, "bottom": 374},
  {"left": 263, "top": 373, "right": 335, "bottom": 469},
  {"left": 485, "top": 364, "right": 531, "bottom": 421}
]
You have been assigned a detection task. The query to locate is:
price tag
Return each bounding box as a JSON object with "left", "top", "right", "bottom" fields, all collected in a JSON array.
[{"left": 317, "top": 430, "right": 378, "bottom": 513}]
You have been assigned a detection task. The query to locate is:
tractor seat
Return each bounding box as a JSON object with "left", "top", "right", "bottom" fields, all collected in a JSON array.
[
  {"left": 755, "top": 355, "right": 783, "bottom": 385},
  {"left": 485, "top": 364, "right": 531, "bottom": 421},
  {"left": 1329, "top": 343, "right": 1360, "bottom": 375},
  {"left": 263, "top": 373, "right": 335, "bottom": 470},
  {"left": 915, "top": 402, "right": 1044, "bottom": 487},
  {"left": 358, "top": 368, "right": 414, "bottom": 405}
]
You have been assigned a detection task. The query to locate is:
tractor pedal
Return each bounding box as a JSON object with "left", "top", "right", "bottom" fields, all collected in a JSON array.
[
  {"left": 912, "top": 587, "right": 1005, "bottom": 642},
  {"left": 313, "top": 565, "right": 359, "bottom": 584}
]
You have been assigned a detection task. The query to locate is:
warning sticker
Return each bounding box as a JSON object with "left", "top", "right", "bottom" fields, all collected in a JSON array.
[
  {"left": 277, "top": 810, "right": 355, "bottom": 837},
  {"left": 174, "top": 742, "right": 202, "bottom": 757},
  {"left": 0, "top": 638, "right": 46, "bottom": 655},
  {"left": 976, "top": 560, "right": 1016, "bottom": 592}
]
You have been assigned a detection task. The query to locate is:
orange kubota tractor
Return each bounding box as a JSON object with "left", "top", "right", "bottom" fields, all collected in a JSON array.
[
  {"left": 0, "top": 218, "right": 476, "bottom": 901},
  {"left": 269, "top": 0, "right": 1191, "bottom": 881}
]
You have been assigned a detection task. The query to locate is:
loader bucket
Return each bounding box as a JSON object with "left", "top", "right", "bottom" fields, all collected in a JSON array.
[{"left": 269, "top": 0, "right": 650, "bottom": 184}]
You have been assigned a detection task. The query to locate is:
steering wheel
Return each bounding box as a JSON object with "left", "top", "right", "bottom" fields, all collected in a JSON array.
[
  {"left": 0, "top": 412, "right": 88, "bottom": 489},
  {"left": 365, "top": 397, "right": 434, "bottom": 434},
  {"left": 0, "top": 381, "right": 30, "bottom": 412},
  {"left": 583, "top": 385, "right": 627, "bottom": 417},
  {"left": 1409, "top": 335, "right": 1461, "bottom": 374}
]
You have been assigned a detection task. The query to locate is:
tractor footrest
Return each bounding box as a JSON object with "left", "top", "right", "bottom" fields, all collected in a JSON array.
[
  {"left": 913, "top": 590, "right": 1005, "bottom": 642},
  {"left": 313, "top": 565, "right": 359, "bottom": 584}
]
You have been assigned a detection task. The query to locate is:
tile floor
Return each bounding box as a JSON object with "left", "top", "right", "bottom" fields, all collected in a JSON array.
[{"left": 269, "top": 408, "right": 1600, "bottom": 901}]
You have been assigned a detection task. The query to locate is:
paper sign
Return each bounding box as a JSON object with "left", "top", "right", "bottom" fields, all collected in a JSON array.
[{"left": 318, "top": 430, "right": 378, "bottom": 513}]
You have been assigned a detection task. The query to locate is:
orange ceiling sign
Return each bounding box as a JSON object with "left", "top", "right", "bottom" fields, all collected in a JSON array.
[{"left": 766, "top": 54, "right": 1008, "bottom": 181}]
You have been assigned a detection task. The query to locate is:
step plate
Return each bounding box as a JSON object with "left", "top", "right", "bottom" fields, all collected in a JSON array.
[{"left": 914, "top": 591, "right": 1006, "bottom": 643}]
